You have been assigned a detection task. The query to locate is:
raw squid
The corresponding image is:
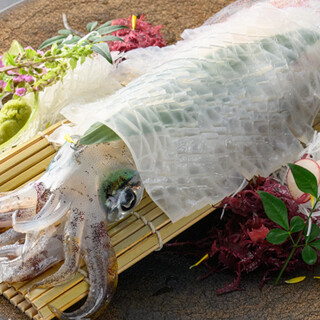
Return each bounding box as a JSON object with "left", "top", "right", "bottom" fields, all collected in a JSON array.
[
  {"left": 62, "top": 0, "right": 320, "bottom": 222},
  {"left": 0, "top": 140, "right": 143, "bottom": 319},
  {"left": 2, "top": 0, "right": 320, "bottom": 319}
]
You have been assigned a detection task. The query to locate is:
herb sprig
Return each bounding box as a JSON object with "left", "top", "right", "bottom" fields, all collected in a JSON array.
[
  {"left": 259, "top": 163, "right": 320, "bottom": 284},
  {"left": 39, "top": 19, "right": 128, "bottom": 63},
  {"left": 0, "top": 20, "right": 127, "bottom": 102}
]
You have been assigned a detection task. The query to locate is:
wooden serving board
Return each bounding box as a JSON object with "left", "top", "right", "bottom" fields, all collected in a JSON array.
[{"left": 0, "top": 121, "right": 215, "bottom": 319}]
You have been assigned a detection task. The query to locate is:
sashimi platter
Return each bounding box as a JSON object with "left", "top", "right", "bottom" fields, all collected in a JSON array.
[{"left": 2, "top": 0, "right": 320, "bottom": 319}]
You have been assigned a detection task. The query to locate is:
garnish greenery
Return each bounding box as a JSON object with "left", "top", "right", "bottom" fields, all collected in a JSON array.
[
  {"left": 0, "top": 20, "right": 127, "bottom": 102},
  {"left": 39, "top": 20, "right": 128, "bottom": 63},
  {"left": 258, "top": 163, "right": 320, "bottom": 285},
  {"left": 78, "top": 122, "right": 120, "bottom": 145}
]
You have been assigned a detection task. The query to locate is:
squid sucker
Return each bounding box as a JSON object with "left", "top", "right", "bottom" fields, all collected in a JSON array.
[{"left": 2, "top": 0, "right": 320, "bottom": 319}]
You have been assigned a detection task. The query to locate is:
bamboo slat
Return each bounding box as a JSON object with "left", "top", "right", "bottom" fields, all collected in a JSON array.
[{"left": 0, "top": 121, "right": 216, "bottom": 319}]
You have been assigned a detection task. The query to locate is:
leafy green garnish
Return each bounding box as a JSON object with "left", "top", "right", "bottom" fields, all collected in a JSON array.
[{"left": 79, "top": 122, "right": 120, "bottom": 145}]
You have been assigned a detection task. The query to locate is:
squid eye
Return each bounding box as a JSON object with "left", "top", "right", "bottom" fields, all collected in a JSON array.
[
  {"left": 99, "top": 168, "right": 144, "bottom": 223},
  {"left": 120, "top": 189, "right": 137, "bottom": 211}
]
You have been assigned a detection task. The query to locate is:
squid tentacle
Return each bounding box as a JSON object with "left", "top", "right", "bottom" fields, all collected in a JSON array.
[
  {"left": 28, "top": 207, "right": 85, "bottom": 291},
  {"left": 49, "top": 224, "right": 117, "bottom": 320},
  {"left": 0, "top": 184, "right": 37, "bottom": 214},
  {"left": 0, "top": 226, "right": 64, "bottom": 283},
  {"left": 0, "top": 244, "right": 23, "bottom": 259},
  {"left": 12, "top": 193, "right": 58, "bottom": 226},
  {"left": 13, "top": 197, "right": 71, "bottom": 233},
  {"left": 0, "top": 210, "right": 17, "bottom": 228},
  {"left": 0, "top": 184, "right": 39, "bottom": 228},
  {"left": 0, "top": 228, "right": 25, "bottom": 246},
  {"left": 28, "top": 236, "right": 81, "bottom": 291}
]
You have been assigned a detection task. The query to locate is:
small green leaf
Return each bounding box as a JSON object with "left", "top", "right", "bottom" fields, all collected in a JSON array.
[
  {"left": 88, "top": 34, "right": 99, "bottom": 42},
  {"left": 18, "top": 68, "right": 27, "bottom": 75},
  {"left": 97, "top": 25, "right": 128, "bottom": 35},
  {"left": 44, "top": 61, "right": 59, "bottom": 69},
  {"left": 8, "top": 40, "right": 24, "bottom": 56},
  {"left": 266, "top": 229, "right": 289, "bottom": 244},
  {"left": 290, "top": 216, "right": 305, "bottom": 233},
  {"left": 258, "top": 191, "right": 289, "bottom": 230},
  {"left": 288, "top": 163, "right": 318, "bottom": 198},
  {"left": 3, "top": 52, "right": 16, "bottom": 66},
  {"left": 92, "top": 43, "right": 112, "bottom": 63},
  {"left": 79, "top": 122, "right": 120, "bottom": 145},
  {"left": 310, "top": 239, "right": 320, "bottom": 250},
  {"left": 93, "top": 35, "right": 124, "bottom": 43},
  {"left": 42, "top": 71, "right": 55, "bottom": 81},
  {"left": 95, "top": 20, "right": 113, "bottom": 30},
  {"left": 43, "top": 50, "right": 52, "bottom": 57},
  {"left": 58, "top": 29, "right": 73, "bottom": 35},
  {"left": 51, "top": 42, "right": 58, "bottom": 55},
  {"left": 69, "top": 57, "right": 78, "bottom": 70},
  {"left": 80, "top": 55, "right": 86, "bottom": 64},
  {"left": 306, "top": 223, "right": 320, "bottom": 242},
  {"left": 63, "top": 36, "right": 81, "bottom": 46},
  {"left": 25, "top": 48, "right": 36, "bottom": 59},
  {"left": 87, "top": 21, "right": 98, "bottom": 32},
  {"left": 302, "top": 246, "right": 317, "bottom": 265},
  {"left": 39, "top": 35, "right": 67, "bottom": 50},
  {"left": 34, "top": 67, "right": 44, "bottom": 74},
  {"left": 4, "top": 79, "right": 12, "bottom": 92}
]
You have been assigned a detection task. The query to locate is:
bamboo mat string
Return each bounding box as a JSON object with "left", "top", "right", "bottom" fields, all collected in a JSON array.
[{"left": 132, "top": 211, "right": 163, "bottom": 250}]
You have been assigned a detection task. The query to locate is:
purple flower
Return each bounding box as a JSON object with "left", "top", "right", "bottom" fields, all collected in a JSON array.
[
  {"left": 0, "top": 56, "right": 3, "bottom": 68},
  {"left": 13, "top": 75, "right": 24, "bottom": 82},
  {"left": 15, "top": 87, "right": 26, "bottom": 96},
  {"left": 13, "top": 74, "right": 34, "bottom": 83},
  {"left": 24, "top": 75, "right": 34, "bottom": 83},
  {"left": 37, "top": 50, "right": 45, "bottom": 56}
]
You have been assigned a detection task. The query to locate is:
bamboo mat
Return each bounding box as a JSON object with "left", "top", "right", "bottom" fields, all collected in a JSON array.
[{"left": 0, "top": 121, "right": 215, "bottom": 319}]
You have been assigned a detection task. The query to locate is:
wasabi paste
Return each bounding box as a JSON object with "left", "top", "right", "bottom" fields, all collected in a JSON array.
[{"left": 0, "top": 100, "right": 31, "bottom": 145}]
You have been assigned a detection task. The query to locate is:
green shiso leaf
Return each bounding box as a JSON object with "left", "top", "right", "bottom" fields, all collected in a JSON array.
[
  {"left": 58, "top": 29, "right": 73, "bottom": 35},
  {"left": 310, "top": 239, "right": 320, "bottom": 250},
  {"left": 39, "top": 35, "right": 67, "bottom": 50},
  {"left": 97, "top": 25, "right": 128, "bottom": 35},
  {"left": 79, "top": 122, "right": 120, "bottom": 145},
  {"left": 93, "top": 35, "right": 124, "bottom": 43},
  {"left": 92, "top": 43, "right": 112, "bottom": 63},
  {"left": 288, "top": 163, "right": 318, "bottom": 198},
  {"left": 87, "top": 21, "right": 98, "bottom": 32},
  {"left": 302, "top": 246, "right": 317, "bottom": 265},
  {"left": 266, "top": 229, "right": 289, "bottom": 244},
  {"left": 290, "top": 216, "right": 305, "bottom": 233},
  {"left": 305, "top": 223, "right": 320, "bottom": 242},
  {"left": 258, "top": 191, "right": 289, "bottom": 230}
]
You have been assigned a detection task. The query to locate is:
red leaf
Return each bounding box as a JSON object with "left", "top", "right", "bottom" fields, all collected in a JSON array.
[{"left": 247, "top": 225, "right": 270, "bottom": 244}]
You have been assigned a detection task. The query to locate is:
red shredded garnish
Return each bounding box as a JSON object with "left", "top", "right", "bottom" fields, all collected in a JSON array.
[
  {"left": 110, "top": 14, "right": 167, "bottom": 52},
  {"left": 167, "top": 176, "right": 320, "bottom": 294}
]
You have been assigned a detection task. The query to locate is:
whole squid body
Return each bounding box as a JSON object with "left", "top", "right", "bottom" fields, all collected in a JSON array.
[{"left": 2, "top": 0, "right": 320, "bottom": 319}]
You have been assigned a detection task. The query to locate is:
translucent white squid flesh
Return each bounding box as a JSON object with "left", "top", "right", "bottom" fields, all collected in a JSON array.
[
  {"left": 65, "top": 0, "right": 320, "bottom": 223},
  {"left": 2, "top": 0, "right": 320, "bottom": 319},
  {"left": 0, "top": 141, "right": 144, "bottom": 319}
]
